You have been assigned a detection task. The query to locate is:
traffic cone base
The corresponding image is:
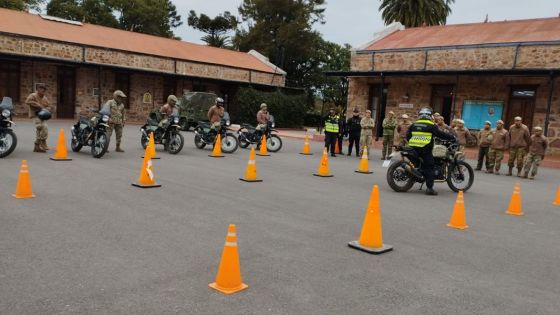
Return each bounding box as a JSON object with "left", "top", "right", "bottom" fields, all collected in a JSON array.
[
  {"left": 348, "top": 240, "right": 393, "bottom": 255},
  {"left": 506, "top": 210, "right": 524, "bottom": 216},
  {"left": 313, "top": 173, "right": 334, "bottom": 178},
  {"left": 257, "top": 153, "right": 270, "bottom": 156},
  {"left": 447, "top": 223, "right": 469, "bottom": 230},
  {"left": 209, "top": 282, "right": 248, "bottom": 295},
  {"left": 12, "top": 193, "right": 36, "bottom": 199},
  {"left": 355, "top": 170, "right": 373, "bottom": 174},
  {"left": 50, "top": 157, "right": 72, "bottom": 161},
  {"left": 209, "top": 154, "right": 225, "bottom": 158},
  {"left": 299, "top": 152, "right": 313, "bottom": 155},
  {"left": 131, "top": 183, "right": 162, "bottom": 188}
]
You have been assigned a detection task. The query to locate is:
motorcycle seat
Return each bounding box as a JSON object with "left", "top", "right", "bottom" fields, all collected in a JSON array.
[
  {"left": 241, "top": 124, "right": 256, "bottom": 131},
  {"left": 198, "top": 121, "right": 211, "bottom": 128},
  {"left": 147, "top": 118, "right": 159, "bottom": 126}
]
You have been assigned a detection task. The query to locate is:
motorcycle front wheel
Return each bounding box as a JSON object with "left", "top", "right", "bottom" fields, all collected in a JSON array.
[
  {"left": 267, "top": 134, "right": 283, "bottom": 152},
  {"left": 165, "top": 131, "right": 184, "bottom": 154},
  {"left": 71, "top": 138, "right": 82, "bottom": 152},
  {"left": 386, "top": 161, "right": 415, "bottom": 192},
  {"left": 140, "top": 130, "right": 150, "bottom": 149},
  {"left": 221, "top": 133, "right": 239, "bottom": 153},
  {"left": 0, "top": 129, "right": 17, "bottom": 158},
  {"left": 238, "top": 133, "right": 250, "bottom": 149},
  {"left": 194, "top": 134, "right": 206, "bottom": 149},
  {"left": 91, "top": 131, "right": 109, "bottom": 158},
  {"left": 447, "top": 161, "right": 474, "bottom": 192}
]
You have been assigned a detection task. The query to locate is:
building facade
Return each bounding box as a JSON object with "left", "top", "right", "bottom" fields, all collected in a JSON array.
[
  {"left": 0, "top": 9, "right": 286, "bottom": 121},
  {"left": 337, "top": 18, "right": 560, "bottom": 151}
]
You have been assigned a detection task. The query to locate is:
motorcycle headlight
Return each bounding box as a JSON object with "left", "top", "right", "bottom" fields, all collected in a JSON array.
[
  {"left": 102, "top": 115, "right": 109, "bottom": 123},
  {"left": 271, "top": 122, "right": 275, "bottom": 128},
  {"left": 226, "top": 120, "right": 231, "bottom": 126},
  {"left": 173, "top": 117, "right": 179, "bottom": 124},
  {"left": 1, "top": 109, "right": 9, "bottom": 118}
]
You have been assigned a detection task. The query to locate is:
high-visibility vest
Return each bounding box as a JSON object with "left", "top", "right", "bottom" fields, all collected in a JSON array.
[
  {"left": 325, "top": 115, "right": 340, "bottom": 133},
  {"left": 408, "top": 119, "right": 434, "bottom": 148}
]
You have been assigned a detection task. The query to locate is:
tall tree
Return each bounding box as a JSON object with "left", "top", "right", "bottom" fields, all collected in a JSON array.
[
  {"left": 0, "top": 0, "right": 43, "bottom": 11},
  {"left": 187, "top": 10, "right": 237, "bottom": 48},
  {"left": 379, "top": 0, "right": 455, "bottom": 27},
  {"left": 46, "top": 0, "right": 118, "bottom": 27},
  {"left": 234, "top": 0, "right": 326, "bottom": 89}
]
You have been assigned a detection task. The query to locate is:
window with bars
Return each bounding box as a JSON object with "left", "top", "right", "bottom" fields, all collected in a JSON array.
[{"left": 0, "top": 61, "right": 20, "bottom": 102}]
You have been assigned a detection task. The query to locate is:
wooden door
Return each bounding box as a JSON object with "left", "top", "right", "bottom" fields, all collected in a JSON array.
[
  {"left": 506, "top": 98, "right": 535, "bottom": 130},
  {"left": 431, "top": 85, "right": 454, "bottom": 124},
  {"left": 57, "top": 67, "right": 76, "bottom": 118}
]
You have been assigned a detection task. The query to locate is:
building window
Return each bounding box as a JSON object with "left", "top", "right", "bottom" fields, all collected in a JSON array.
[
  {"left": 0, "top": 61, "right": 20, "bottom": 102},
  {"left": 115, "top": 73, "right": 130, "bottom": 108}
]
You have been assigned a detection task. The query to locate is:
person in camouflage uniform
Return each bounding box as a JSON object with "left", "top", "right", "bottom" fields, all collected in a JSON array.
[
  {"left": 487, "top": 120, "right": 508, "bottom": 175},
  {"left": 105, "top": 90, "right": 127, "bottom": 152},
  {"left": 507, "top": 116, "right": 531, "bottom": 176},
  {"left": 360, "top": 110, "right": 375, "bottom": 157},
  {"left": 476, "top": 121, "right": 492, "bottom": 171},
  {"left": 522, "top": 126, "right": 548, "bottom": 179},
  {"left": 25, "top": 83, "right": 51, "bottom": 153},
  {"left": 396, "top": 114, "right": 411, "bottom": 146},
  {"left": 381, "top": 111, "right": 397, "bottom": 159}
]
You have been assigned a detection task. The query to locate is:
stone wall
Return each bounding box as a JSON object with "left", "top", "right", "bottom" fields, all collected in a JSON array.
[
  {"left": 516, "top": 45, "right": 560, "bottom": 69},
  {"left": 85, "top": 48, "right": 175, "bottom": 73},
  {"left": 0, "top": 34, "right": 82, "bottom": 62},
  {"left": 16, "top": 61, "right": 58, "bottom": 117},
  {"left": 426, "top": 47, "right": 515, "bottom": 70},
  {"left": 374, "top": 51, "right": 426, "bottom": 71}
]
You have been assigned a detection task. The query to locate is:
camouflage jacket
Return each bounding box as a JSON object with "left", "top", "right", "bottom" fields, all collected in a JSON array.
[{"left": 105, "top": 99, "right": 126, "bottom": 124}]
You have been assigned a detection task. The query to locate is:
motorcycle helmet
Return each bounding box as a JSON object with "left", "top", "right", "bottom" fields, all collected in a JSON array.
[
  {"left": 418, "top": 107, "right": 433, "bottom": 120},
  {"left": 37, "top": 109, "right": 52, "bottom": 121},
  {"left": 216, "top": 97, "right": 225, "bottom": 106}
]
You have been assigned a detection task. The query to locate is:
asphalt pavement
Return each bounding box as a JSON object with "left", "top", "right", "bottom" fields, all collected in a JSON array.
[{"left": 1, "top": 121, "right": 560, "bottom": 314}]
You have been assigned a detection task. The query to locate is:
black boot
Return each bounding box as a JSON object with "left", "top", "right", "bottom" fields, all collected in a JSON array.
[{"left": 425, "top": 188, "right": 438, "bottom": 196}]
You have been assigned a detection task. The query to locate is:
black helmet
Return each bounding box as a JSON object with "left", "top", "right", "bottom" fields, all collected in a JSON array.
[
  {"left": 418, "top": 107, "right": 433, "bottom": 120},
  {"left": 37, "top": 109, "right": 52, "bottom": 121}
]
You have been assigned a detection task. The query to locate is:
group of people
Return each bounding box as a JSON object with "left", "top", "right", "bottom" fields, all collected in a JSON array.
[{"left": 322, "top": 108, "right": 377, "bottom": 158}]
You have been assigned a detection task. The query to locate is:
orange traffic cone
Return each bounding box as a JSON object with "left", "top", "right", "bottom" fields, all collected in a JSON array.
[
  {"left": 355, "top": 146, "right": 372, "bottom": 174},
  {"left": 335, "top": 139, "right": 340, "bottom": 154},
  {"left": 506, "top": 182, "right": 523, "bottom": 216},
  {"left": 240, "top": 147, "right": 262, "bottom": 182},
  {"left": 132, "top": 146, "right": 161, "bottom": 188},
  {"left": 50, "top": 128, "right": 72, "bottom": 161},
  {"left": 299, "top": 136, "right": 312, "bottom": 155},
  {"left": 209, "top": 224, "right": 248, "bottom": 295},
  {"left": 553, "top": 186, "right": 560, "bottom": 206},
  {"left": 209, "top": 134, "right": 225, "bottom": 158},
  {"left": 447, "top": 191, "right": 469, "bottom": 230},
  {"left": 142, "top": 133, "right": 160, "bottom": 159},
  {"left": 12, "top": 160, "right": 36, "bottom": 199},
  {"left": 313, "top": 148, "right": 333, "bottom": 177},
  {"left": 257, "top": 135, "right": 270, "bottom": 156},
  {"left": 348, "top": 185, "right": 393, "bottom": 254}
]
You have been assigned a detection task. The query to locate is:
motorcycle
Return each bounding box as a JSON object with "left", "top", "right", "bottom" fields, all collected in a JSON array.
[
  {"left": 237, "top": 115, "right": 283, "bottom": 152},
  {"left": 386, "top": 138, "right": 474, "bottom": 193},
  {"left": 0, "top": 97, "right": 17, "bottom": 158},
  {"left": 71, "top": 108, "right": 111, "bottom": 158},
  {"left": 140, "top": 113, "right": 184, "bottom": 154},
  {"left": 194, "top": 112, "right": 238, "bottom": 154}
]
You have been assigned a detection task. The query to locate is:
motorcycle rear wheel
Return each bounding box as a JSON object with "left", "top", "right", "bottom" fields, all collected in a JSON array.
[
  {"left": 0, "top": 130, "right": 17, "bottom": 158},
  {"left": 386, "top": 161, "right": 415, "bottom": 192}
]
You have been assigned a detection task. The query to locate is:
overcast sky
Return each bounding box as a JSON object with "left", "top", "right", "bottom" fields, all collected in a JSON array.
[{"left": 174, "top": 0, "right": 559, "bottom": 47}]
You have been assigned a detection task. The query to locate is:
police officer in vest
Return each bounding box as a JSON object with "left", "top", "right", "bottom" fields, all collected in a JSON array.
[
  {"left": 407, "top": 107, "right": 456, "bottom": 195},
  {"left": 323, "top": 108, "right": 340, "bottom": 157}
]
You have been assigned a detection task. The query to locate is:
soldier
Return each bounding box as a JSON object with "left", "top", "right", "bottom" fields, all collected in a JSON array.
[
  {"left": 256, "top": 103, "right": 269, "bottom": 134},
  {"left": 507, "top": 116, "right": 531, "bottom": 176},
  {"left": 25, "top": 83, "right": 51, "bottom": 153},
  {"left": 396, "top": 114, "right": 411, "bottom": 146},
  {"left": 345, "top": 107, "right": 361, "bottom": 156},
  {"left": 105, "top": 90, "right": 127, "bottom": 152},
  {"left": 476, "top": 121, "right": 492, "bottom": 171},
  {"left": 360, "top": 110, "right": 375, "bottom": 157},
  {"left": 207, "top": 97, "right": 225, "bottom": 134},
  {"left": 381, "top": 111, "right": 397, "bottom": 159},
  {"left": 159, "top": 95, "right": 178, "bottom": 127},
  {"left": 522, "top": 126, "right": 548, "bottom": 179},
  {"left": 435, "top": 116, "right": 455, "bottom": 135},
  {"left": 337, "top": 113, "right": 346, "bottom": 154},
  {"left": 487, "top": 120, "right": 508, "bottom": 175},
  {"left": 323, "top": 108, "right": 340, "bottom": 157},
  {"left": 454, "top": 119, "right": 471, "bottom": 154}
]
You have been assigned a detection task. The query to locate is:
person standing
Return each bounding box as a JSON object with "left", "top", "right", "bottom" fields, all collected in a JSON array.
[
  {"left": 25, "top": 83, "right": 51, "bottom": 153},
  {"left": 381, "top": 111, "right": 397, "bottom": 159},
  {"left": 476, "top": 121, "right": 493, "bottom": 171},
  {"left": 360, "top": 110, "right": 375, "bottom": 157},
  {"left": 104, "top": 90, "right": 127, "bottom": 152},
  {"left": 323, "top": 108, "right": 340, "bottom": 157},
  {"left": 346, "top": 108, "right": 361, "bottom": 156},
  {"left": 337, "top": 114, "right": 346, "bottom": 155},
  {"left": 486, "top": 120, "right": 508, "bottom": 175},
  {"left": 522, "top": 127, "right": 548, "bottom": 179},
  {"left": 435, "top": 116, "right": 455, "bottom": 135},
  {"left": 396, "top": 114, "right": 411, "bottom": 146},
  {"left": 507, "top": 116, "right": 531, "bottom": 177},
  {"left": 453, "top": 119, "right": 471, "bottom": 154}
]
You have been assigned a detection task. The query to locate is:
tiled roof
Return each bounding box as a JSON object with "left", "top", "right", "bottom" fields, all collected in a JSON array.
[
  {"left": 0, "top": 8, "right": 278, "bottom": 74},
  {"left": 366, "top": 17, "right": 560, "bottom": 51}
]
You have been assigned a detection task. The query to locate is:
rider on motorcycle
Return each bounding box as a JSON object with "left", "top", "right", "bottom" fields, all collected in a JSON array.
[
  {"left": 159, "top": 95, "right": 179, "bottom": 127},
  {"left": 407, "top": 107, "right": 457, "bottom": 196},
  {"left": 207, "top": 97, "right": 225, "bottom": 136},
  {"left": 256, "top": 103, "right": 270, "bottom": 136}
]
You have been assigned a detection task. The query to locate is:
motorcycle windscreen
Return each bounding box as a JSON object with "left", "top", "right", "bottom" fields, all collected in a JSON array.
[{"left": 0, "top": 97, "right": 13, "bottom": 110}]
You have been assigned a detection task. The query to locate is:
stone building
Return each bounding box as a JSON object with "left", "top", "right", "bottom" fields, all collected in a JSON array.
[
  {"left": 0, "top": 9, "right": 286, "bottom": 121},
  {"left": 330, "top": 18, "right": 560, "bottom": 150}
]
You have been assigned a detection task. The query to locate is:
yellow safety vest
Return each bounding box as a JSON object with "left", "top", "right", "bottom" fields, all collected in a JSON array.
[
  {"left": 408, "top": 119, "right": 434, "bottom": 148},
  {"left": 325, "top": 115, "right": 340, "bottom": 133}
]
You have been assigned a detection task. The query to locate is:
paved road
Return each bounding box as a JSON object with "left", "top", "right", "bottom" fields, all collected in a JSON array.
[{"left": 1, "top": 121, "right": 560, "bottom": 314}]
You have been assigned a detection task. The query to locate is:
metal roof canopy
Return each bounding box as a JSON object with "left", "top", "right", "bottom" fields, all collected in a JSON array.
[{"left": 325, "top": 69, "right": 559, "bottom": 77}]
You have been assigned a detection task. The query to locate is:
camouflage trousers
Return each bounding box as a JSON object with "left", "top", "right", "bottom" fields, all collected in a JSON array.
[
  {"left": 107, "top": 123, "right": 123, "bottom": 146},
  {"left": 382, "top": 134, "right": 394, "bottom": 158},
  {"left": 359, "top": 134, "right": 373, "bottom": 156},
  {"left": 508, "top": 147, "right": 527, "bottom": 169},
  {"left": 488, "top": 149, "right": 505, "bottom": 172},
  {"left": 34, "top": 118, "right": 48, "bottom": 144},
  {"left": 522, "top": 153, "right": 543, "bottom": 178}
]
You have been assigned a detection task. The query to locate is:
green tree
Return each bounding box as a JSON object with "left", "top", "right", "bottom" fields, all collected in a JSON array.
[
  {"left": 379, "top": 0, "right": 455, "bottom": 27},
  {"left": 0, "top": 0, "right": 43, "bottom": 11},
  {"left": 234, "top": 0, "right": 326, "bottom": 89},
  {"left": 46, "top": 0, "right": 118, "bottom": 27},
  {"left": 187, "top": 10, "right": 238, "bottom": 48}
]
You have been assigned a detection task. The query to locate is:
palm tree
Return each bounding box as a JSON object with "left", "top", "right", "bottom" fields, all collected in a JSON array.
[{"left": 379, "top": 0, "right": 455, "bottom": 28}]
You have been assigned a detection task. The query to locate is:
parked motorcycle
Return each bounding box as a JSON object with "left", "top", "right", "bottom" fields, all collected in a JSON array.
[
  {"left": 386, "top": 138, "right": 474, "bottom": 193},
  {"left": 140, "top": 113, "right": 184, "bottom": 154},
  {"left": 237, "top": 115, "right": 282, "bottom": 152},
  {"left": 71, "top": 108, "right": 111, "bottom": 158},
  {"left": 0, "top": 97, "right": 17, "bottom": 158},
  {"left": 194, "top": 112, "right": 238, "bottom": 153}
]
